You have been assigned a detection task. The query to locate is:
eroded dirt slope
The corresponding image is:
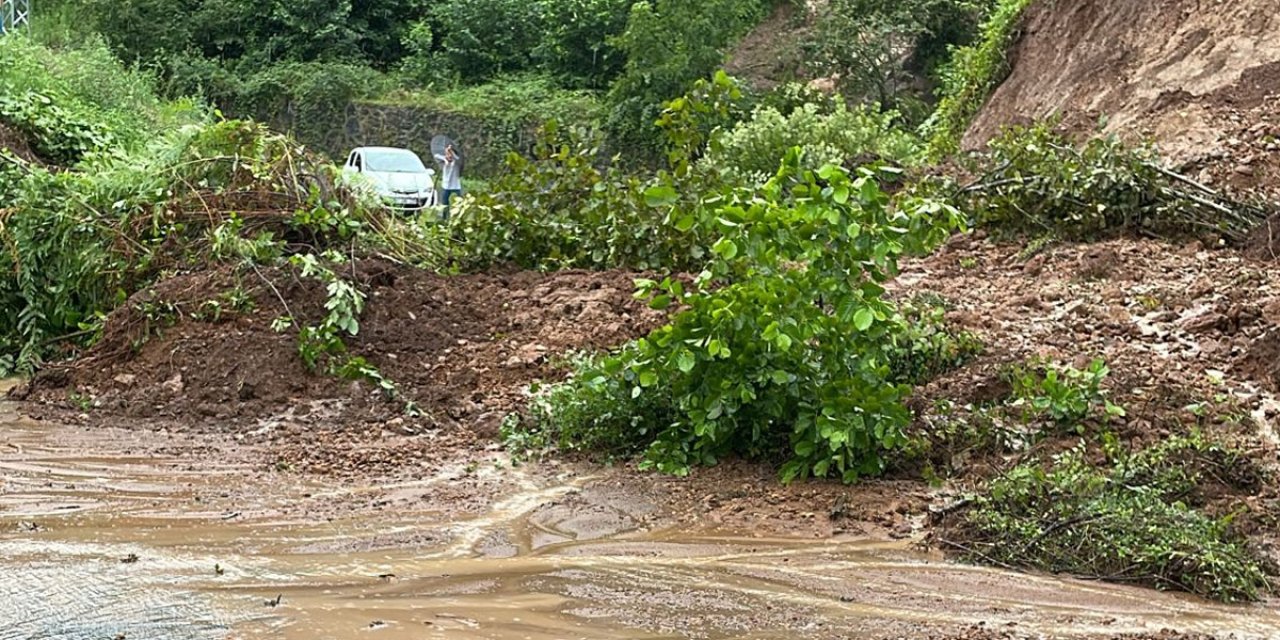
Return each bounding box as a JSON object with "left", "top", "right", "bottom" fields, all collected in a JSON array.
[{"left": 965, "top": 0, "right": 1280, "bottom": 197}]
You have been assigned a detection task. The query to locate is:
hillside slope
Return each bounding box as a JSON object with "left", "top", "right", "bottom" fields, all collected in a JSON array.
[{"left": 964, "top": 0, "right": 1280, "bottom": 196}]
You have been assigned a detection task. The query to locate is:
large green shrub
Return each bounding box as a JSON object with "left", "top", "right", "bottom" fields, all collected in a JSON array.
[
  {"left": 0, "top": 36, "right": 201, "bottom": 159},
  {"left": 803, "top": 0, "right": 992, "bottom": 121},
  {"left": 534, "top": 154, "right": 961, "bottom": 482},
  {"left": 428, "top": 0, "right": 546, "bottom": 80},
  {"left": 703, "top": 102, "right": 924, "bottom": 183},
  {"left": 80, "top": 0, "right": 427, "bottom": 68},
  {"left": 448, "top": 122, "right": 710, "bottom": 272},
  {"left": 534, "top": 0, "right": 636, "bottom": 89}
]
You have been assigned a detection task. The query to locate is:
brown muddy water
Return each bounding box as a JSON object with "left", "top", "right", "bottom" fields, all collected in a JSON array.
[{"left": 3, "top": 393, "right": 1280, "bottom": 639}]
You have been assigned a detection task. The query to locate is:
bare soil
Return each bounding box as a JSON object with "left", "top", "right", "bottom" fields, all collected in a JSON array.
[
  {"left": 725, "top": 2, "right": 808, "bottom": 92},
  {"left": 964, "top": 0, "right": 1280, "bottom": 200},
  {"left": 20, "top": 263, "right": 665, "bottom": 476}
]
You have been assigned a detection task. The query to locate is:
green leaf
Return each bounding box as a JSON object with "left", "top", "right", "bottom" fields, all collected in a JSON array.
[
  {"left": 712, "top": 237, "right": 739, "bottom": 260},
  {"left": 775, "top": 333, "right": 793, "bottom": 351},
  {"left": 676, "top": 350, "right": 696, "bottom": 373},
  {"left": 853, "top": 308, "right": 875, "bottom": 331},
  {"left": 643, "top": 185, "right": 679, "bottom": 207},
  {"left": 649, "top": 295, "right": 672, "bottom": 310}
]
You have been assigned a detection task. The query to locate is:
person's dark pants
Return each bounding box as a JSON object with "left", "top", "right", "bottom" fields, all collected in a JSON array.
[{"left": 441, "top": 189, "right": 462, "bottom": 221}]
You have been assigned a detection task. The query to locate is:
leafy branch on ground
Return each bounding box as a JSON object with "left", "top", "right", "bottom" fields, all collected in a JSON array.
[
  {"left": 927, "top": 124, "right": 1274, "bottom": 242},
  {"left": 945, "top": 434, "right": 1274, "bottom": 602}
]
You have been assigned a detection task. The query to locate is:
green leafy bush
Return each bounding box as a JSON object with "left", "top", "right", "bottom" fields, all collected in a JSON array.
[
  {"left": 924, "top": 0, "right": 1032, "bottom": 156},
  {"left": 951, "top": 437, "right": 1273, "bottom": 602},
  {"left": 0, "top": 36, "right": 200, "bottom": 160},
  {"left": 703, "top": 102, "right": 924, "bottom": 184},
  {"left": 596, "top": 155, "right": 961, "bottom": 482},
  {"left": 428, "top": 0, "right": 546, "bottom": 80},
  {"left": 447, "top": 122, "right": 709, "bottom": 272},
  {"left": 82, "top": 0, "right": 428, "bottom": 69},
  {"left": 534, "top": 0, "right": 636, "bottom": 89},
  {"left": 606, "top": 0, "right": 771, "bottom": 157},
  {"left": 1004, "top": 358, "right": 1125, "bottom": 429},
  {"left": 887, "top": 295, "right": 983, "bottom": 385},
  {"left": 503, "top": 352, "right": 676, "bottom": 461}
]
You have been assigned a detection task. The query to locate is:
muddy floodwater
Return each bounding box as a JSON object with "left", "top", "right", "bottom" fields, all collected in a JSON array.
[{"left": 3, "top": 393, "right": 1280, "bottom": 639}]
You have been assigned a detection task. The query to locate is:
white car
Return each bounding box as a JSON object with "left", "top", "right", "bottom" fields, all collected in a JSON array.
[{"left": 342, "top": 146, "right": 437, "bottom": 211}]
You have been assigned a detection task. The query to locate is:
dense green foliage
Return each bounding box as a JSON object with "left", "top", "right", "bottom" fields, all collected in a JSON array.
[
  {"left": 423, "top": 0, "right": 634, "bottom": 89},
  {"left": 924, "top": 0, "right": 1032, "bottom": 155},
  {"left": 447, "top": 125, "right": 709, "bottom": 272},
  {"left": 1004, "top": 358, "right": 1125, "bottom": 430},
  {"left": 704, "top": 102, "right": 923, "bottom": 184},
  {"left": 81, "top": 0, "right": 428, "bottom": 69},
  {"left": 954, "top": 435, "right": 1272, "bottom": 602},
  {"left": 509, "top": 292, "right": 982, "bottom": 465},
  {"left": 803, "top": 0, "right": 993, "bottom": 121},
  {"left": 604, "top": 0, "right": 773, "bottom": 156},
  {"left": 0, "top": 37, "right": 201, "bottom": 161},
  {"left": 501, "top": 147, "right": 963, "bottom": 481}
]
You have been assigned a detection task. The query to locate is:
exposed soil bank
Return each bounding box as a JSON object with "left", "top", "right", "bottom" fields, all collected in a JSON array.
[
  {"left": 965, "top": 0, "right": 1280, "bottom": 199},
  {"left": 20, "top": 264, "right": 664, "bottom": 475}
]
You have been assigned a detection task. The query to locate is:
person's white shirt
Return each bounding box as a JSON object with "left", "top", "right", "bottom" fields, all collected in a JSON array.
[{"left": 435, "top": 153, "right": 462, "bottom": 190}]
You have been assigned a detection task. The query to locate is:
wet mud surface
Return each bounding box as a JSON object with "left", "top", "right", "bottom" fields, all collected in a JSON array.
[{"left": 4, "top": 391, "right": 1280, "bottom": 640}]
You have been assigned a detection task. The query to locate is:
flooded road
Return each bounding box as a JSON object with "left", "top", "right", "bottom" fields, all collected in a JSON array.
[{"left": 4, "top": 392, "right": 1280, "bottom": 640}]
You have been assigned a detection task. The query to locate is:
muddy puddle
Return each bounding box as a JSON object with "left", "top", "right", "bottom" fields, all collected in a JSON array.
[{"left": 4, "top": 393, "right": 1280, "bottom": 639}]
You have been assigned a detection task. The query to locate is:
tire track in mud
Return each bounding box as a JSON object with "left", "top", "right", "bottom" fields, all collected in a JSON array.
[{"left": 0, "top": 544, "right": 248, "bottom": 640}]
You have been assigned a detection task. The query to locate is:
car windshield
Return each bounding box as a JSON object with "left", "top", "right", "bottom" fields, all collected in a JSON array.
[{"left": 364, "top": 149, "right": 427, "bottom": 173}]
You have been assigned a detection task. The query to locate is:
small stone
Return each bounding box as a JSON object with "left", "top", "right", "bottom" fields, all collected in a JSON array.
[
  {"left": 161, "top": 373, "right": 184, "bottom": 394},
  {"left": 113, "top": 374, "right": 137, "bottom": 387}
]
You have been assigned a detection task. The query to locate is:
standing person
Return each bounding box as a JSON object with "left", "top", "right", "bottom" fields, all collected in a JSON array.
[{"left": 434, "top": 144, "right": 463, "bottom": 221}]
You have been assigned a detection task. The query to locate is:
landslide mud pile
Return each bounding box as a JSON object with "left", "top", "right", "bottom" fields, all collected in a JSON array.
[
  {"left": 964, "top": 0, "right": 1280, "bottom": 198},
  {"left": 23, "top": 264, "right": 663, "bottom": 454}
]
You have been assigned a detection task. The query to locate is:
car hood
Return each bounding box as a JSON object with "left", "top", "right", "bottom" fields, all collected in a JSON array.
[{"left": 363, "top": 170, "right": 434, "bottom": 194}]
